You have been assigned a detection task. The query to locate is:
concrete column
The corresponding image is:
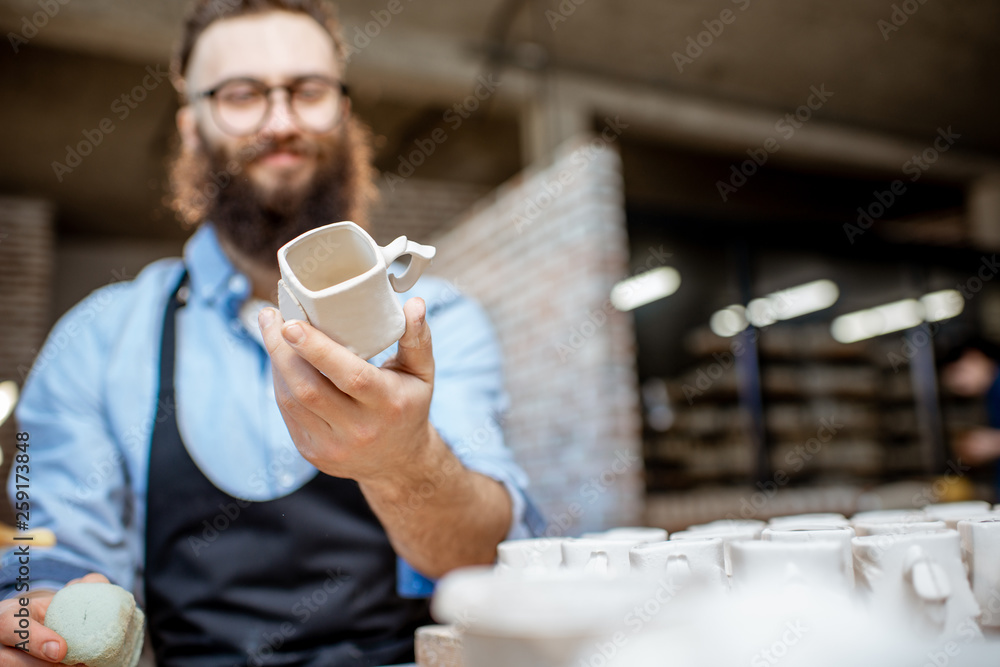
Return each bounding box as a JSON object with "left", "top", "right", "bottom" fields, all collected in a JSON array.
[{"left": 968, "top": 173, "right": 1000, "bottom": 251}]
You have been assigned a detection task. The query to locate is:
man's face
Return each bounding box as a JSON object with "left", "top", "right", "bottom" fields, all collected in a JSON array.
[{"left": 181, "top": 11, "right": 343, "bottom": 200}]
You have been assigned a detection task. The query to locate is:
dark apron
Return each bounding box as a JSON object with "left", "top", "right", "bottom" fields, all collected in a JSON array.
[{"left": 144, "top": 271, "right": 431, "bottom": 666}]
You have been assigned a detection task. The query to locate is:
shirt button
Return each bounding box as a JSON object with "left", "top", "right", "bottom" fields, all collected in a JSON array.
[
  {"left": 228, "top": 274, "right": 248, "bottom": 294},
  {"left": 279, "top": 473, "right": 295, "bottom": 488}
]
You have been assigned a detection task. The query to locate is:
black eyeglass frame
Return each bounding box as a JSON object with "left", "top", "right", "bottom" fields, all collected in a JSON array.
[{"left": 192, "top": 75, "right": 350, "bottom": 136}]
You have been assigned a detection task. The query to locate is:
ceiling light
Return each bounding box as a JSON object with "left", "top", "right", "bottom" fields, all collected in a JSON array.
[
  {"left": 709, "top": 305, "right": 749, "bottom": 337},
  {"left": 831, "top": 299, "right": 924, "bottom": 343},
  {"left": 744, "top": 279, "right": 840, "bottom": 327},
  {"left": 921, "top": 289, "right": 964, "bottom": 322},
  {"left": 611, "top": 267, "right": 681, "bottom": 311}
]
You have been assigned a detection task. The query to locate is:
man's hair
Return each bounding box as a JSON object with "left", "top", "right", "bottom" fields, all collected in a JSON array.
[{"left": 172, "top": 0, "right": 346, "bottom": 91}]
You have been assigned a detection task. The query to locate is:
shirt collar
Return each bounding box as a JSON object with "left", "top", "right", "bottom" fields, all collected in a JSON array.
[{"left": 182, "top": 224, "right": 252, "bottom": 317}]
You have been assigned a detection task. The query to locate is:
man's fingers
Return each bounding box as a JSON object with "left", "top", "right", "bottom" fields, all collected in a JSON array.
[
  {"left": 0, "top": 598, "right": 67, "bottom": 663},
  {"left": 386, "top": 298, "right": 434, "bottom": 384},
  {"left": 0, "top": 646, "right": 69, "bottom": 666},
  {"left": 260, "top": 308, "right": 354, "bottom": 415},
  {"left": 271, "top": 314, "right": 386, "bottom": 403},
  {"left": 65, "top": 573, "right": 109, "bottom": 587},
  {"left": 271, "top": 368, "right": 342, "bottom": 441}
]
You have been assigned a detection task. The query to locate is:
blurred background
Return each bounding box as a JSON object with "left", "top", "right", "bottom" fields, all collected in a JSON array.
[{"left": 2, "top": 0, "right": 1000, "bottom": 532}]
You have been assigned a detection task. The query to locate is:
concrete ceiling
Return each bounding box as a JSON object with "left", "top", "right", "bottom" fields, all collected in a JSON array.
[
  {"left": 2, "top": 0, "right": 997, "bottom": 153},
  {"left": 1, "top": 0, "right": 998, "bottom": 242}
]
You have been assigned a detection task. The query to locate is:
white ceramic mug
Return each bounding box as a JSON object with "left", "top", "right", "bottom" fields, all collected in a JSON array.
[
  {"left": 560, "top": 538, "right": 637, "bottom": 576},
  {"left": 496, "top": 538, "right": 567, "bottom": 573},
  {"left": 581, "top": 527, "right": 668, "bottom": 543},
  {"left": 852, "top": 530, "right": 980, "bottom": 638},
  {"left": 629, "top": 536, "right": 728, "bottom": 591},
  {"left": 957, "top": 517, "right": 1000, "bottom": 628},
  {"left": 923, "top": 501, "right": 994, "bottom": 529},
  {"left": 277, "top": 221, "right": 436, "bottom": 360},
  {"left": 729, "top": 540, "right": 847, "bottom": 592},
  {"left": 761, "top": 525, "right": 855, "bottom": 587},
  {"left": 853, "top": 520, "right": 945, "bottom": 537}
]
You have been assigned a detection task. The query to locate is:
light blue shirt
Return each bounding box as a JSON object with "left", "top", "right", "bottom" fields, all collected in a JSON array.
[{"left": 2, "top": 224, "right": 532, "bottom": 599}]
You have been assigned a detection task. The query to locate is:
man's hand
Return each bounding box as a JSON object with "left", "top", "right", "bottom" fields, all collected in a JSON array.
[
  {"left": 0, "top": 572, "right": 108, "bottom": 665},
  {"left": 260, "top": 298, "right": 512, "bottom": 577},
  {"left": 953, "top": 428, "right": 1000, "bottom": 466},
  {"left": 259, "top": 297, "right": 435, "bottom": 484}
]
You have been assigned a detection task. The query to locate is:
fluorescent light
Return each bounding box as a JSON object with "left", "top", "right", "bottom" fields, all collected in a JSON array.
[
  {"left": 921, "top": 289, "right": 964, "bottom": 322},
  {"left": 831, "top": 298, "right": 924, "bottom": 343},
  {"left": 768, "top": 279, "right": 840, "bottom": 320},
  {"left": 710, "top": 305, "right": 749, "bottom": 337},
  {"left": 742, "top": 279, "right": 840, "bottom": 327},
  {"left": 0, "top": 381, "right": 18, "bottom": 428},
  {"left": 746, "top": 297, "right": 777, "bottom": 327},
  {"left": 611, "top": 267, "right": 681, "bottom": 311}
]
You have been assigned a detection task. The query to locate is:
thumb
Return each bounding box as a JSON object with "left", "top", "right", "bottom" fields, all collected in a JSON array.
[{"left": 389, "top": 298, "right": 434, "bottom": 383}]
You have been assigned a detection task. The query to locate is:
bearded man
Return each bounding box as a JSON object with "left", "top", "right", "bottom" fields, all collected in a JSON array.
[{"left": 0, "top": 1, "right": 535, "bottom": 665}]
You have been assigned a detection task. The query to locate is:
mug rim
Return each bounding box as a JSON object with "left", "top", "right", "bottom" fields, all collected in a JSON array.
[{"left": 277, "top": 221, "right": 383, "bottom": 296}]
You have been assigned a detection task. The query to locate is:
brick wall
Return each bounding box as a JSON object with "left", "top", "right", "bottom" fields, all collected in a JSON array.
[
  {"left": 429, "top": 136, "right": 643, "bottom": 533},
  {"left": 370, "top": 177, "right": 489, "bottom": 247},
  {"left": 0, "top": 196, "right": 55, "bottom": 524}
]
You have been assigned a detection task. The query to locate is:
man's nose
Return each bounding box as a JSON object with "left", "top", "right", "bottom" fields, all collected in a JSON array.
[{"left": 260, "top": 89, "right": 297, "bottom": 137}]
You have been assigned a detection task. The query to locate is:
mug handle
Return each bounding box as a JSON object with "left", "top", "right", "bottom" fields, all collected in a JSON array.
[{"left": 381, "top": 236, "right": 437, "bottom": 293}]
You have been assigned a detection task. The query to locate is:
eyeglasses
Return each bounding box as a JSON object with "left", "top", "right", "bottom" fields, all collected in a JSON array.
[{"left": 194, "top": 75, "right": 349, "bottom": 136}]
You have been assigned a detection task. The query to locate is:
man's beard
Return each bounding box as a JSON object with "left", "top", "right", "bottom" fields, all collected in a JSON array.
[{"left": 167, "top": 117, "right": 376, "bottom": 266}]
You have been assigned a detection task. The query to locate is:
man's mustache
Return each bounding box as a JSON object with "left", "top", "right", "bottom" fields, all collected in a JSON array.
[{"left": 246, "top": 136, "right": 331, "bottom": 164}]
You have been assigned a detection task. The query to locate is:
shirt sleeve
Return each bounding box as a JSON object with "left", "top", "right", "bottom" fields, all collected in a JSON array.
[
  {"left": 394, "top": 283, "right": 539, "bottom": 596},
  {"left": 1, "top": 287, "right": 139, "bottom": 599},
  {"left": 424, "top": 284, "right": 535, "bottom": 541}
]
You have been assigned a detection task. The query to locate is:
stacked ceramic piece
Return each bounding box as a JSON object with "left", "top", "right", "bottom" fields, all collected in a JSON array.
[{"left": 427, "top": 502, "right": 1000, "bottom": 667}]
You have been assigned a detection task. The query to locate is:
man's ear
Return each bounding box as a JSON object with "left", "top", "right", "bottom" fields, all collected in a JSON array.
[{"left": 177, "top": 105, "right": 200, "bottom": 152}]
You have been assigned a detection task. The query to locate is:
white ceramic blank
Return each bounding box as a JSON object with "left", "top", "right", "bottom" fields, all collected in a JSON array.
[
  {"left": 923, "top": 501, "right": 994, "bottom": 529},
  {"left": 852, "top": 530, "right": 980, "bottom": 639},
  {"left": 768, "top": 513, "right": 849, "bottom": 528},
  {"left": 850, "top": 509, "right": 926, "bottom": 526},
  {"left": 672, "top": 523, "right": 761, "bottom": 577},
  {"left": 761, "top": 525, "right": 855, "bottom": 587},
  {"left": 629, "top": 537, "right": 728, "bottom": 592},
  {"left": 581, "top": 526, "right": 668, "bottom": 543},
  {"left": 560, "top": 538, "right": 636, "bottom": 576},
  {"left": 277, "top": 221, "right": 436, "bottom": 360},
  {"left": 853, "top": 521, "right": 946, "bottom": 537},
  {"left": 729, "top": 540, "right": 848, "bottom": 592},
  {"left": 958, "top": 517, "right": 1000, "bottom": 628},
  {"left": 497, "top": 538, "right": 566, "bottom": 573}
]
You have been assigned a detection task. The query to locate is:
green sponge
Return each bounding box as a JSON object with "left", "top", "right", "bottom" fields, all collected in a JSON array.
[{"left": 44, "top": 582, "right": 144, "bottom": 667}]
